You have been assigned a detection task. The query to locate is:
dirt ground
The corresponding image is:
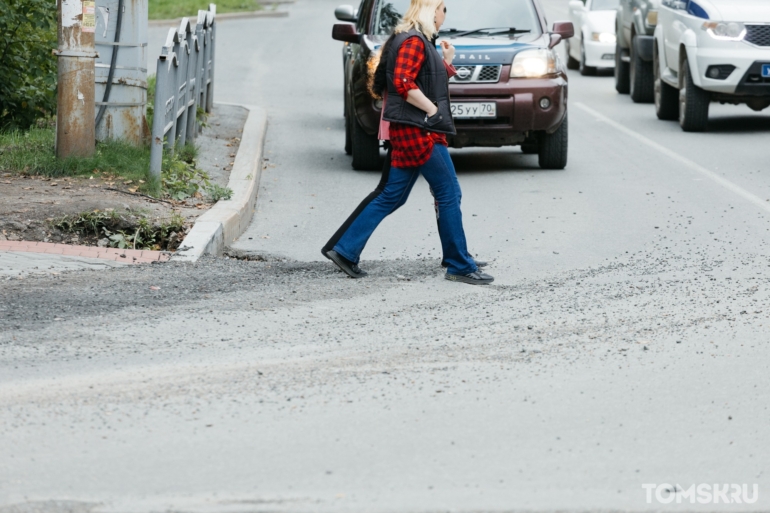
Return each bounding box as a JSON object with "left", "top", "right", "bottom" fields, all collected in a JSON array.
[{"left": 0, "top": 105, "right": 248, "bottom": 249}]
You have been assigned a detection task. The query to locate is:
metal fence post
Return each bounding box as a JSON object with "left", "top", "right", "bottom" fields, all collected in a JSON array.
[
  {"left": 166, "top": 30, "right": 180, "bottom": 150},
  {"left": 149, "top": 50, "right": 173, "bottom": 180},
  {"left": 206, "top": 4, "right": 216, "bottom": 113},
  {"left": 184, "top": 20, "right": 198, "bottom": 141},
  {"left": 200, "top": 19, "right": 210, "bottom": 114},
  {"left": 175, "top": 20, "right": 191, "bottom": 148}
]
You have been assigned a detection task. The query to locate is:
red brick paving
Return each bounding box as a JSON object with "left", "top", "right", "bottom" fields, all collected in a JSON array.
[{"left": 0, "top": 240, "right": 170, "bottom": 264}]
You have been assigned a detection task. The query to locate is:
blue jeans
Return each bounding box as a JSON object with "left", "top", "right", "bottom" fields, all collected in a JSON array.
[{"left": 333, "top": 145, "right": 477, "bottom": 275}]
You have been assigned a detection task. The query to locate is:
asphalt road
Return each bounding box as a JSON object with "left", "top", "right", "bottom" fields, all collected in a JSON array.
[{"left": 2, "top": 0, "right": 770, "bottom": 511}]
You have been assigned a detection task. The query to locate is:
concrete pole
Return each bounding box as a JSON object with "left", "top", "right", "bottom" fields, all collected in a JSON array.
[{"left": 56, "top": 0, "right": 97, "bottom": 158}]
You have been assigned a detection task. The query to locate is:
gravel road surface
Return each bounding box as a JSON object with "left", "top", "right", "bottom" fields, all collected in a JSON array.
[{"left": 2, "top": 0, "right": 769, "bottom": 511}]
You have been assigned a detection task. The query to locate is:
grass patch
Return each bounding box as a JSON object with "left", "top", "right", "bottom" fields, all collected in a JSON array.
[
  {"left": 149, "top": 0, "right": 263, "bottom": 20},
  {"left": 1, "top": 119, "right": 231, "bottom": 203},
  {"left": 0, "top": 126, "right": 157, "bottom": 192}
]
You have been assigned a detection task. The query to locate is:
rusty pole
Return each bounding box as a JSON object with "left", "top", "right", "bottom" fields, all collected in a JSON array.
[{"left": 56, "top": 0, "right": 97, "bottom": 158}]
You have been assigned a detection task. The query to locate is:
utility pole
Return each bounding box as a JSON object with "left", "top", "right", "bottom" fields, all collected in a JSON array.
[{"left": 56, "top": 0, "right": 97, "bottom": 158}]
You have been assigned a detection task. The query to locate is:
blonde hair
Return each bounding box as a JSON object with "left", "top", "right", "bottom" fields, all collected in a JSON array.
[{"left": 394, "top": 0, "right": 443, "bottom": 39}]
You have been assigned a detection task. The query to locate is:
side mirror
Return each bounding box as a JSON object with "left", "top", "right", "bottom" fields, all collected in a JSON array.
[
  {"left": 335, "top": 5, "right": 357, "bottom": 22},
  {"left": 548, "top": 21, "right": 575, "bottom": 48},
  {"left": 332, "top": 23, "right": 360, "bottom": 44}
]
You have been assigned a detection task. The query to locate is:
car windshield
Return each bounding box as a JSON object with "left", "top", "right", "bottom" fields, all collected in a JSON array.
[
  {"left": 373, "top": 0, "right": 542, "bottom": 37},
  {"left": 591, "top": 0, "right": 619, "bottom": 10}
]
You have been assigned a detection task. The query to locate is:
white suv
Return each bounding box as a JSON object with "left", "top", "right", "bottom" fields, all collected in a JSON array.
[{"left": 653, "top": 0, "right": 770, "bottom": 131}]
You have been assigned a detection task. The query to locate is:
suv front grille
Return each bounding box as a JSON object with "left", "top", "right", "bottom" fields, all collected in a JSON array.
[
  {"left": 745, "top": 25, "right": 770, "bottom": 47},
  {"left": 450, "top": 65, "right": 502, "bottom": 83}
]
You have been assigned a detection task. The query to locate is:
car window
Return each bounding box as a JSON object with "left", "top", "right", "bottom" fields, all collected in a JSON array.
[
  {"left": 374, "top": 0, "right": 405, "bottom": 35},
  {"left": 357, "top": 0, "right": 371, "bottom": 32},
  {"left": 373, "top": 0, "right": 542, "bottom": 36},
  {"left": 591, "top": 0, "right": 619, "bottom": 10}
]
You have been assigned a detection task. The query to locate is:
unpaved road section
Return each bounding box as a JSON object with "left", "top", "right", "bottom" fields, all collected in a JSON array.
[{"left": 1, "top": 250, "right": 769, "bottom": 512}]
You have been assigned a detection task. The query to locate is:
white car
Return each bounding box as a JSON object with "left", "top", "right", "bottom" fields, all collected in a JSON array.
[
  {"left": 654, "top": 0, "right": 770, "bottom": 131},
  {"left": 567, "top": 0, "right": 620, "bottom": 75}
]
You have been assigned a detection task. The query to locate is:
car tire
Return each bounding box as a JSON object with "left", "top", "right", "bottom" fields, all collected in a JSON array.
[
  {"left": 344, "top": 111, "right": 352, "bottom": 155},
  {"left": 566, "top": 41, "right": 580, "bottom": 70},
  {"left": 344, "top": 115, "right": 353, "bottom": 155},
  {"left": 538, "top": 112, "right": 568, "bottom": 170},
  {"left": 654, "top": 44, "right": 678, "bottom": 121},
  {"left": 614, "top": 40, "right": 630, "bottom": 94},
  {"left": 579, "top": 41, "right": 596, "bottom": 76},
  {"left": 351, "top": 116, "right": 381, "bottom": 171},
  {"left": 630, "top": 36, "right": 654, "bottom": 103},
  {"left": 679, "top": 58, "right": 710, "bottom": 132},
  {"left": 344, "top": 92, "right": 352, "bottom": 155}
]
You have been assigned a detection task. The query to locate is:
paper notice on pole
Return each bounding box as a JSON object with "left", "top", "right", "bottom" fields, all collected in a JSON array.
[
  {"left": 82, "top": 1, "right": 96, "bottom": 33},
  {"left": 61, "top": 0, "right": 83, "bottom": 28}
]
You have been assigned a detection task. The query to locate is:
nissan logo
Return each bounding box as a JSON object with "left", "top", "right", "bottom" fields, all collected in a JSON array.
[{"left": 456, "top": 67, "right": 472, "bottom": 80}]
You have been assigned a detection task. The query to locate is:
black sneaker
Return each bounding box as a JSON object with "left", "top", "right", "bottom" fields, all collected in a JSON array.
[
  {"left": 441, "top": 259, "right": 488, "bottom": 268},
  {"left": 445, "top": 271, "right": 494, "bottom": 285},
  {"left": 322, "top": 249, "right": 367, "bottom": 279}
]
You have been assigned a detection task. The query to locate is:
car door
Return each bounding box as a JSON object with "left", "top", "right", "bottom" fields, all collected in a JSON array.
[
  {"left": 661, "top": 0, "right": 686, "bottom": 72},
  {"left": 621, "top": 0, "right": 633, "bottom": 46},
  {"left": 569, "top": 0, "right": 587, "bottom": 57}
]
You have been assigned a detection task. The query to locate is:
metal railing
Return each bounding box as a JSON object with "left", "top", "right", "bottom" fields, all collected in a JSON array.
[{"left": 149, "top": 4, "right": 217, "bottom": 180}]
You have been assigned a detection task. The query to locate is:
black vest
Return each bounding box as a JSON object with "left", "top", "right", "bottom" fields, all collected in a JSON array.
[{"left": 383, "top": 29, "right": 456, "bottom": 135}]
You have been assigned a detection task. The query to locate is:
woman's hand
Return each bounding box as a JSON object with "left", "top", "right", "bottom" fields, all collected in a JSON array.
[
  {"left": 406, "top": 89, "right": 439, "bottom": 116},
  {"left": 440, "top": 41, "right": 455, "bottom": 64}
]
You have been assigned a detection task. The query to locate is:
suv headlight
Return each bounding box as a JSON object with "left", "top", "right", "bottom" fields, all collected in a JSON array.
[
  {"left": 511, "top": 49, "right": 557, "bottom": 78},
  {"left": 591, "top": 32, "right": 616, "bottom": 44},
  {"left": 702, "top": 22, "right": 746, "bottom": 41}
]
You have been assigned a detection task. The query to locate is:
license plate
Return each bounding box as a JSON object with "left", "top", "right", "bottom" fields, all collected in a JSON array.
[
  {"left": 450, "top": 102, "right": 496, "bottom": 119},
  {"left": 763, "top": 64, "right": 770, "bottom": 78}
]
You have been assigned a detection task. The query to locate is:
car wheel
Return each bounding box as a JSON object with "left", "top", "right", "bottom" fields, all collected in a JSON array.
[
  {"left": 630, "top": 36, "right": 654, "bottom": 103},
  {"left": 538, "top": 112, "right": 568, "bottom": 170},
  {"left": 344, "top": 90, "right": 352, "bottom": 155},
  {"left": 344, "top": 113, "right": 353, "bottom": 155},
  {"left": 654, "top": 44, "right": 678, "bottom": 120},
  {"left": 566, "top": 40, "right": 580, "bottom": 70},
  {"left": 614, "top": 40, "right": 630, "bottom": 94},
  {"left": 579, "top": 41, "right": 596, "bottom": 76},
  {"left": 351, "top": 116, "right": 381, "bottom": 171},
  {"left": 679, "top": 58, "right": 710, "bottom": 132}
]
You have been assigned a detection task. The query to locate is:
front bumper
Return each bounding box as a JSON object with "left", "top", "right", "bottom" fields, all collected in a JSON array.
[
  {"left": 447, "top": 68, "right": 568, "bottom": 148},
  {"left": 584, "top": 40, "right": 616, "bottom": 69},
  {"left": 689, "top": 43, "right": 770, "bottom": 95},
  {"left": 359, "top": 69, "right": 569, "bottom": 147}
]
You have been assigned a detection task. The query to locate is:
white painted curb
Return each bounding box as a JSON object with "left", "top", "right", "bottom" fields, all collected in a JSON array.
[{"left": 173, "top": 105, "right": 268, "bottom": 263}]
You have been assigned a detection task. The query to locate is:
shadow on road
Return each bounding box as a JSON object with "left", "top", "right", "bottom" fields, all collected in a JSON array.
[
  {"left": 450, "top": 149, "right": 558, "bottom": 174},
  {"left": 705, "top": 114, "right": 770, "bottom": 133}
]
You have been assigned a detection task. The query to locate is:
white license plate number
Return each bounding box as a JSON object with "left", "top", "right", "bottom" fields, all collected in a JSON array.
[
  {"left": 763, "top": 64, "right": 770, "bottom": 78},
  {"left": 451, "top": 102, "right": 496, "bottom": 119}
]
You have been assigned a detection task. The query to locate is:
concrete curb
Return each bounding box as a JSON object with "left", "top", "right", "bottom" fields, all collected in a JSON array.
[
  {"left": 173, "top": 105, "right": 268, "bottom": 263},
  {"left": 149, "top": 10, "right": 288, "bottom": 27}
]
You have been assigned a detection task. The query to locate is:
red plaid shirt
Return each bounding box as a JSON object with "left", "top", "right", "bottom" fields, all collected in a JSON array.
[{"left": 390, "top": 36, "right": 455, "bottom": 168}]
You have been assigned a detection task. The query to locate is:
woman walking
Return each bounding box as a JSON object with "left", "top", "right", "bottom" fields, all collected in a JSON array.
[{"left": 322, "top": 0, "right": 493, "bottom": 285}]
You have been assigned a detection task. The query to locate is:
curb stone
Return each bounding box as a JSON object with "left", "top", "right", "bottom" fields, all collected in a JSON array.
[{"left": 173, "top": 104, "right": 268, "bottom": 263}]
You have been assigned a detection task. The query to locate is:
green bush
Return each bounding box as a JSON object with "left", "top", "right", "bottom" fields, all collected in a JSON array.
[{"left": 0, "top": 0, "right": 58, "bottom": 129}]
